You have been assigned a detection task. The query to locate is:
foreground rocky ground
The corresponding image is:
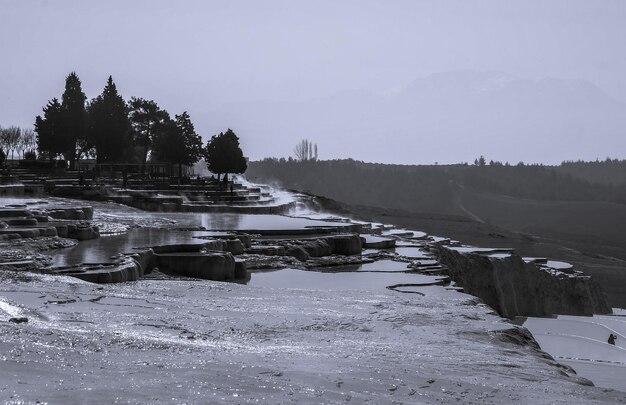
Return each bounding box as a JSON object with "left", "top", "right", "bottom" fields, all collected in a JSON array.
[
  {"left": 0, "top": 193, "right": 625, "bottom": 403},
  {"left": 2, "top": 271, "right": 625, "bottom": 404}
]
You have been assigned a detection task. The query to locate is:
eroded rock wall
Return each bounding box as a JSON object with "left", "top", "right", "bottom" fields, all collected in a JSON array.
[{"left": 435, "top": 246, "right": 611, "bottom": 318}]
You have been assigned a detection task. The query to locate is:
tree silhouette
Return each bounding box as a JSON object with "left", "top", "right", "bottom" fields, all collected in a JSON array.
[
  {"left": 18, "top": 128, "right": 36, "bottom": 159},
  {"left": 205, "top": 129, "right": 247, "bottom": 179},
  {"left": 0, "top": 126, "right": 21, "bottom": 162},
  {"left": 474, "top": 155, "right": 486, "bottom": 166},
  {"left": 294, "top": 139, "right": 318, "bottom": 161},
  {"left": 35, "top": 98, "right": 64, "bottom": 161},
  {"left": 87, "top": 76, "right": 132, "bottom": 163},
  {"left": 60, "top": 72, "right": 87, "bottom": 168},
  {"left": 128, "top": 97, "right": 170, "bottom": 168},
  {"left": 152, "top": 111, "right": 204, "bottom": 182}
]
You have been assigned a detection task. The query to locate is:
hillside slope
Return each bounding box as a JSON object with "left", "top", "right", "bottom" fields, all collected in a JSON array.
[{"left": 247, "top": 159, "right": 626, "bottom": 307}]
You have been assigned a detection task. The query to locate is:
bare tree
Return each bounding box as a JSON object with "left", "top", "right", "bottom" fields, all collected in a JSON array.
[
  {"left": 294, "top": 139, "right": 318, "bottom": 161},
  {"left": 20, "top": 127, "right": 36, "bottom": 159},
  {"left": 0, "top": 126, "right": 21, "bottom": 162}
]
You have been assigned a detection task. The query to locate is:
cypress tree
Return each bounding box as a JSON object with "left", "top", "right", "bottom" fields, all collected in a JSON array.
[
  {"left": 87, "top": 76, "right": 132, "bottom": 163},
  {"left": 60, "top": 72, "right": 86, "bottom": 168},
  {"left": 34, "top": 98, "right": 64, "bottom": 162}
]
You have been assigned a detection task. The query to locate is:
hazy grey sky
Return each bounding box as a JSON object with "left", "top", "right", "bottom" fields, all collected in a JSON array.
[{"left": 1, "top": 0, "right": 625, "bottom": 163}]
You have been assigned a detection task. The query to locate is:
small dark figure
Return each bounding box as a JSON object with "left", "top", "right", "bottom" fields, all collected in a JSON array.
[
  {"left": 121, "top": 166, "right": 128, "bottom": 189},
  {"left": 230, "top": 183, "right": 233, "bottom": 194},
  {"left": 223, "top": 173, "right": 228, "bottom": 189},
  {"left": 78, "top": 173, "right": 84, "bottom": 186},
  {"left": 608, "top": 334, "right": 617, "bottom": 345},
  {"left": 197, "top": 175, "right": 201, "bottom": 185}
]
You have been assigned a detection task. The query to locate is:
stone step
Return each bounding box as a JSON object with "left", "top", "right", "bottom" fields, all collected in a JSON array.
[
  {"left": 0, "top": 260, "right": 36, "bottom": 270},
  {"left": 361, "top": 234, "right": 396, "bottom": 249},
  {"left": 183, "top": 195, "right": 263, "bottom": 202},
  {"left": 0, "top": 227, "right": 58, "bottom": 238},
  {"left": 180, "top": 202, "right": 295, "bottom": 214},
  {"left": 56, "top": 260, "right": 142, "bottom": 283},
  {"left": 155, "top": 252, "right": 236, "bottom": 281},
  {"left": 0, "top": 209, "right": 33, "bottom": 218},
  {"left": 181, "top": 198, "right": 277, "bottom": 207},
  {"left": 4, "top": 217, "right": 40, "bottom": 226}
]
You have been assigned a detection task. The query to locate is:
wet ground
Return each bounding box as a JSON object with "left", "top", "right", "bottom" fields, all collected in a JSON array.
[
  {"left": 3, "top": 271, "right": 625, "bottom": 404},
  {"left": 2, "top": 196, "right": 626, "bottom": 402}
]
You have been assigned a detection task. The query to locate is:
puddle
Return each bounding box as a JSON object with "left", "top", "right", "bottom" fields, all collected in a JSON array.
[
  {"left": 52, "top": 228, "right": 208, "bottom": 266},
  {"left": 388, "top": 283, "right": 448, "bottom": 295},
  {"left": 323, "top": 260, "right": 411, "bottom": 273},
  {"left": 393, "top": 247, "right": 431, "bottom": 259},
  {"left": 449, "top": 246, "right": 513, "bottom": 254},
  {"left": 542, "top": 260, "right": 573, "bottom": 270},
  {"left": 246, "top": 268, "right": 439, "bottom": 290},
  {"left": 99, "top": 211, "right": 354, "bottom": 231}
]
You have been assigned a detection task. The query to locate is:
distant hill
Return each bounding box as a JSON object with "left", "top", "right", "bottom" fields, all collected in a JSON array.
[
  {"left": 556, "top": 160, "right": 626, "bottom": 186},
  {"left": 249, "top": 158, "right": 626, "bottom": 209},
  {"left": 247, "top": 158, "right": 626, "bottom": 255},
  {"left": 202, "top": 70, "right": 626, "bottom": 164}
]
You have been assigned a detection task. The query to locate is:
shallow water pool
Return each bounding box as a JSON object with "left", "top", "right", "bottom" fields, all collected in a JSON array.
[
  {"left": 246, "top": 268, "right": 440, "bottom": 290},
  {"left": 52, "top": 229, "right": 212, "bottom": 266},
  {"left": 324, "top": 260, "right": 411, "bottom": 273}
]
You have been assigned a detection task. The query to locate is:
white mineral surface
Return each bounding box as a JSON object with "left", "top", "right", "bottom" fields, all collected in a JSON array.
[
  {"left": 2, "top": 196, "right": 625, "bottom": 403},
  {"left": 525, "top": 314, "right": 626, "bottom": 393},
  {"left": 1, "top": 271, "right": 624, "bottom": 404}
]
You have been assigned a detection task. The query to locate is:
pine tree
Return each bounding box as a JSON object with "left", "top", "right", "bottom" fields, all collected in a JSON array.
[
  {"left": 34, "top": 98, "right": 64, "bottom": 161},
  {"left": 60, "top": 72, "right": 86, "bottom": 168},
  {"left": 87, "top": 76, "right": 132, "bottom": 163}
]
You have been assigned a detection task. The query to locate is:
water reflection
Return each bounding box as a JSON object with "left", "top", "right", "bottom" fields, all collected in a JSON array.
[
  {"left": 53, "top": 209, "right": 356, "bottom": 266},
  {"left": 53, "top": 228, "right": 202, "bottom": 266},
  {"left": 194, "top": 214, "right": 347, "bottom": 231},
  {"left": 95, "top": 210, "right": 346, "bottom": 231}
]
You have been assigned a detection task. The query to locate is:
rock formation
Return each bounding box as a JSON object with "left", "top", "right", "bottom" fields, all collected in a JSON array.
[{"left": 435, "top": 246, "right": 611, "bottom": 318}]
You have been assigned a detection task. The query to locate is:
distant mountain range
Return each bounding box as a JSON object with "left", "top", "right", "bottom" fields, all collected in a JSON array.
[{"left": 200, "top": 70, "right": 626, "bottom": 164}]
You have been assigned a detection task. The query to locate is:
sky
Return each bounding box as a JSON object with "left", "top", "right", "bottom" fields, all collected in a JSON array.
[{"left": 1, "top": 0, "right": 625, "bottom": 164}]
